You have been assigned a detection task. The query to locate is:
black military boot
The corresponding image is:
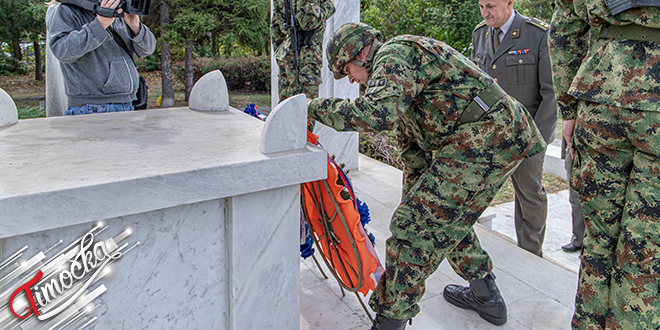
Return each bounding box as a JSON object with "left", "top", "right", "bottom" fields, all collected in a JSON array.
[
  {"left": 369, "top": 314, "right": 410, "bottom": 330},
  {"left": 442, "top": 272, "right": 507, "bottom": 325}
]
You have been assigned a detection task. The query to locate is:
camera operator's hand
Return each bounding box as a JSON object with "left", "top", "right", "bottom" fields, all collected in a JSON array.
[
  {"left": 97, "top": 0, "right": 121, "bottom": 29},
  {"left": 124, "top": 14, "right": 142, "bottom": 35}
]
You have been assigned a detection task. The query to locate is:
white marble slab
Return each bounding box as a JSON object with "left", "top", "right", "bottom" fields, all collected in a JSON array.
[
  {"left": 0, "top": 108, "right": 326, "bottom": 238},
  {"left": 312, "top": 122, "right": 359, "bottom": 170},
  {"left": 229, "top": 185, "right": 301, "bottom": 329}
]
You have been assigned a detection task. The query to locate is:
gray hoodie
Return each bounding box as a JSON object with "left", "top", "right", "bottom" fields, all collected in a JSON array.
[{"left": 48, "top": 3, "right": 156, "bottom": 107}]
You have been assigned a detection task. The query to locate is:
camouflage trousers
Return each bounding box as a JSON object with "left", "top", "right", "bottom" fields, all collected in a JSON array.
[
  {"left": 277, "top": 62, "right": 321, "bottom": 101},
  {"left": 570, "top": 101, "right": 660, "bottom": 330},
  {"left": 368, "top": 104, "right": 527, "bottom": 319}
]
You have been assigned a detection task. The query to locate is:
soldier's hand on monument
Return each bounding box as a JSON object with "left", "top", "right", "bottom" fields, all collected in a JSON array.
[
  {"left": 307, "top": 98, "right": 312, "bottom": 107},
  {"left": 97, "top": 0, "right": 120, "bottom": 29}
]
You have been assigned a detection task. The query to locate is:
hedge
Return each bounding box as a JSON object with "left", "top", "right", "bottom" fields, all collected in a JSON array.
[{"left": 173, "top": 56, "right": 270, "bottom": 93}]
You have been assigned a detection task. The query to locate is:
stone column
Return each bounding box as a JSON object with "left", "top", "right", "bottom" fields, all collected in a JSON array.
[
  {"left": 318, "top": 0, "right": 360, "bottom": 100},
  {"left": 45, "top": 5, "right": 68, "bottom": 117}
]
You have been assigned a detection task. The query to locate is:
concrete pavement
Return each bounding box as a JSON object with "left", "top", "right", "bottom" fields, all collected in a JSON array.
[{"left": 300, "top": 153, "right": 580, "bottom": 330}]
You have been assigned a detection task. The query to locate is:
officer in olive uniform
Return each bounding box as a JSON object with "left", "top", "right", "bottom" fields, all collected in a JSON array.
[
  {"left": 307, "top": 22, "right": 546, "bottom": 329},
  {"left": 471, "top": 0, "right": 557, "bottom": 256}
]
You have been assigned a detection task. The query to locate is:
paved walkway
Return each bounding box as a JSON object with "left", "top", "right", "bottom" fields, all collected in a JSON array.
[{"left": 300, "top": 154, "right": 580, "bottom": 330}]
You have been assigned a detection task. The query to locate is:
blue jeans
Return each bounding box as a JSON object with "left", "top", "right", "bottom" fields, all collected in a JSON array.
[{"left": 65, "top": 102, "right": 134, "bottom": 116}]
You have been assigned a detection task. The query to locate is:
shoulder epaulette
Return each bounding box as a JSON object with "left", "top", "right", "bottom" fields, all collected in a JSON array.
[
  {"left": 527, "top": 17, "right": 549, "bottom": 31},
  {"left": 474, "top": 20, "right": 487, "bottom": 32}
]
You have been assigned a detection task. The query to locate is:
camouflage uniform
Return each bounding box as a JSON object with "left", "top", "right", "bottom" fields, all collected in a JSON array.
[
  {"left": 549, "top": 1, "right": 660, "bottom": 329},
  {"left": 309, "top": 28, "right": 546, "bottom": 319},
  {"left": 270, "top": 0, "right": 335, "bottom": 101}
]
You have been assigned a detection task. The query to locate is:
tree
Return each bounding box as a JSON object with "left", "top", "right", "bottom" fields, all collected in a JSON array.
[
  {"left": 362, "top": 0, "right": 482, "bottom": 55},
  {"left": 159, "top": 0, "right": 175, "bottom": 107},
  {"left": 169, "top": 3, "right": 219, "bottom": 100},
  {"left": 0, "top": 0, "right": 32, "bottom": 71},
  {"left": 514, "top": 0, "right": 553, "bottom": 22},
  {"left": 27, "top": 1, "right": 47, "bottom": 81}
]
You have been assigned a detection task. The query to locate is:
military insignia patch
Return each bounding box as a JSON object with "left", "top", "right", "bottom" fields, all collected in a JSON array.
[
  {"left": 508, "top": 49, "right": 530, "bottom": 55},
  {"left": 365, "top": 79, "right": 389, "bottom": 95},
  {"left": 511, "top": 29, "right": 520, "bottom": 38},
  {"left": 528, "top": 18, "right": 549, "bottom": 31}
]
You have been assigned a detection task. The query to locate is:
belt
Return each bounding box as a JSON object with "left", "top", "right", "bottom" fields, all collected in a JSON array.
[
  {"left": 458, "top": 82, "right": 506, "bottom": 126},
  {"left": 598, "top": 23, "right": 660, "bottom": 42}
]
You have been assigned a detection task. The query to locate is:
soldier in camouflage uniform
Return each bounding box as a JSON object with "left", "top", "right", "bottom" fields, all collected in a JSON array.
[
  {"left": 549, "top": 1, "right": 660, "bottom": 329},
  {"left": 270, "top": 0, "right": 335, "bottom": 102},
  {"left": 306, "top": 22, "right": 546, "bottom": 329}
]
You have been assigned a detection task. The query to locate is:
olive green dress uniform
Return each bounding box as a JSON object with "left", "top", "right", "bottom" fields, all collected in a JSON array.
[
  {"left": 472, "top": 12, "right": 558, "bottom": 256},
  {"left": 270, "top": 0, "right": 335, "bottom": 101},
  {"left": 309, "top": 35, "right": 546, "bottom": 320},
  {"left": 549, "top": 1, "right": 660, "bottom": 329}
]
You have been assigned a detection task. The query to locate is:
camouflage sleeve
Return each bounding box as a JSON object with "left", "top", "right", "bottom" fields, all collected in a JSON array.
[
  {"left": 295, "top": 0, "right": 336, "bottom": 32},
  {"left": 548, "top": 0, "right": 590, "bottom": 120},
  {"left": 308, "top": 51, "right": 425, "bottom": 133}
]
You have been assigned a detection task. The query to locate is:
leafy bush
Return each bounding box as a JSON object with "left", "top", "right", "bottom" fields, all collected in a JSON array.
[
  {"left": 362, "top": 0, "right": 482, "bottom": 56},
  {"left": 136, "top": 53, "right": 162, "bottom": 72},
  {"left": 173, "top": 56, "right": 270, "bottom": 93},
  {"left": 0, "top": 57, "right": 27, "bottom": 75}
]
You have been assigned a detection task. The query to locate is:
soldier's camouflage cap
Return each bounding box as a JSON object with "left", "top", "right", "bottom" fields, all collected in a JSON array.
[{"left": 326, "top": 22, "right": 383, "bottom": 80}]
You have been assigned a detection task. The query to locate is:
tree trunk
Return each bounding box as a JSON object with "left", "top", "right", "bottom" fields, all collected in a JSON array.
[
  {"left": 34, "top": 39, "right": 43, "bottom": 81},
  {"left": 184, "top": 40, "right": 193, "bottom": 102},
  {"left": 11, "top": 39, "right": 22, "bottom": 72},
  {"left": 211, "top": 31, "right": 218, "bottom": 57},
  {"left": 159, "top": 0, "right": 174, "bottom": 107}
]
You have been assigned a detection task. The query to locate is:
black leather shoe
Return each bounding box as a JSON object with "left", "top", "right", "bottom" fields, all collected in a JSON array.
[
  {"left": 369, "top": 314, "right": 410, "bottom": 330},
  {"left": 443, "top": 272, "right": 507, "bottom": 325},
  {"left": 562, "top": 243, "right": 581, "bottom": 253}
]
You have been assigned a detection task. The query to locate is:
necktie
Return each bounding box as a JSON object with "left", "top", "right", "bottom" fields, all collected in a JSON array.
[{"left": 493, "top": 27, "right": 501, "bottom": 52}]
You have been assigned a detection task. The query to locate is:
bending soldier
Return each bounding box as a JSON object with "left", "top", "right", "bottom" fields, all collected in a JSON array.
[
  {"left": 271, "top": 0, "right": 335, "bottom": 101},
  {"left": 306, "top": 22, "right": 546, "bottom": 329},
  {"left": 549, "top": 0, "right": 660, "bottom": 328}
]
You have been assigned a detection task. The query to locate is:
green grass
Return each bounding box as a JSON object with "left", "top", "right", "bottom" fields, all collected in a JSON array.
[
  {"left": 229, "top": 93, "right": 271, "bottom": 110},
  {"left": 18, "top": 106, "right": 46, "bottom": 119}
]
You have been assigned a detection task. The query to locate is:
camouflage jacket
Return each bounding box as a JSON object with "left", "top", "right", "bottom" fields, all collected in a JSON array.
[
  {"left": 270, "top": 0, "right": 335, "bottom": 63},
  {"left": 549, "top": 0, "right": 660, "bottom": 120},
  {"left": 309, "top": 36, "right": 545, "bottom": 187}
]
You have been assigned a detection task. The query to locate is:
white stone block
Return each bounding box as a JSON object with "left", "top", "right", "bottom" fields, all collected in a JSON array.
[
  {"left": 189, "top": 70, "right": 229, "bottom": 111},
  {"left": 313, "top": 122, "right": 359, "bottom": 170},
  {"left": 318, "top": 0, "right": 360, "bottom": 100},
  {"left": 0, "top": 88, "right": 18, "bottom": 127},
  {"left": 261, "top": 94, "right": 307, "bottom": 154}
]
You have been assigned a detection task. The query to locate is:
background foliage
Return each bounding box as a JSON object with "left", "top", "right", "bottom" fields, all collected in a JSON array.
[
  {"left": 1, "top": 0, "right": 555, "bottom": 91},
  {"left": 362, "top": 0, "right": 482, "bottom": 55}
]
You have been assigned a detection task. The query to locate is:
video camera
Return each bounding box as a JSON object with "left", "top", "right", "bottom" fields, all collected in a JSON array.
[{"left": 58, "top": 0, "right": 151, "bottom": 18}]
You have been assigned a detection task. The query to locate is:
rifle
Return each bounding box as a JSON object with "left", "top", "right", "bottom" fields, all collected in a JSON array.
[{"left": 283, "top": 0, "right": 300, "bottom": 94}]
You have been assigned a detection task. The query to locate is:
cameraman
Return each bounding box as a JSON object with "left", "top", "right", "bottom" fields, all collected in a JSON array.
[{"left": 47, "top": 0, "right": 155, "bottom": 115}]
